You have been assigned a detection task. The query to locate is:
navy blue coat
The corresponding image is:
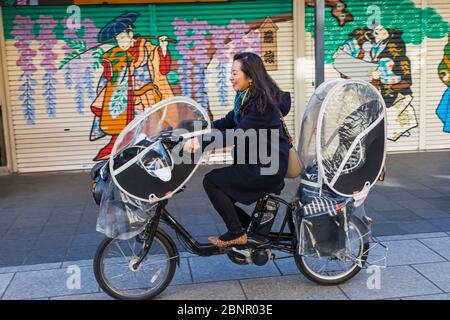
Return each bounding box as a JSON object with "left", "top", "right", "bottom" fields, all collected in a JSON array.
[{"left": 202, "top": 92, "right": 291, "bottom": 205}]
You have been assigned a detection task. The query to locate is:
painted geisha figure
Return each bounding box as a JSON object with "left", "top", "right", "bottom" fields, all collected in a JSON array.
[
  {"left": 90, "top": 12, "right": 174, "bottom": 161},
  {"left": 336, "top": 25, "right": 418, "bottom": 142},
  {"left": 436, "top": 34, "right": 450, "bottom": 133}
]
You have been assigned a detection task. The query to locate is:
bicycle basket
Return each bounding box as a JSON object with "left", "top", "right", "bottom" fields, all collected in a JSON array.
[
  {"left": 96, "top": 179, "right": 157, "bottom": 240},
  {"left": 297, "top": 197, "right": 350, "bottom": 257}
]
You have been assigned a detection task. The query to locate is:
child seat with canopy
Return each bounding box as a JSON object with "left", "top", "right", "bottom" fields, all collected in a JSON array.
[
  {"left": 298, "top": 79, "right": 386, "bottom": 202},
  {"left": 294, "top": 79, "right": 387, "bottom": 259}
]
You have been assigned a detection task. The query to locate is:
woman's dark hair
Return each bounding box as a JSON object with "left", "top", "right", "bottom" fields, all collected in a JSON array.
[{"left": 233, "top": 52, "right": 282, "bottom": 113}]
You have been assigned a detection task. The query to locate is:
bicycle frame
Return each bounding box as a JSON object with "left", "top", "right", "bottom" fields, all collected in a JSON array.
[{"left": 142, "top": 195, "right": 298, "bottom": 259}]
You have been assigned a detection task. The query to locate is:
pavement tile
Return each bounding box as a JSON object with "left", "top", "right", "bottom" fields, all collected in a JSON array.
[
  {"left": 409, "top": 208, "right": 450, "bottom": 219},
  {"left": 183, "top": 223, "right": 220, "bottom": 237},
  {"left": 412, "top": 262, "right": 450, "bottom": 292},
  {"left": 2, "top": 266, "right": 99, "bottom": 300},
  {"left": 241, "top": 275, "right": 347, "bottom": 300},
  {"left": 46, "top": 214, "right": 82, "bottom": 226},
  {"left": 32, "top": 235, "right": 74, "bottom": 250},
  {"left": 0, "top": 239, "right": 35, "bottom": 253},
  {"left": 70, "top": 233, "right": 104, "bottom": 247},
  {"left": 171, "top": 258, "right": 194, "bottom": 286},
  {"left": 428, "top": 218, "right": 450, "bottom": 232},
  {"left": 188, "top": 255, "right": 281, "bottom": 283},
  {"left": 376, "top": 232, "right": 449, "bottom": 242},
  {"left": 23, "top": 248, "right": 68, "bottom": 265},
  {"left": 62, "top": 260, "right": 93, "bottom": 268},
  {"left": 3, "top": 226, "right": 43, "bottom": 240},
  {"left": 378, "top": 210, "right": 421, "bottom": 222},
  {"left": 0, "top": 263, "right": 62, "bottom": 275},
  {"left": 409, "top": 189, "right": 448, "bottom": 199},
  {"left": 399, "top": 221, "right": 441, "bottom": 234},
  {"left": 40, "top": 223, "right": 79, "bottom": 237},
  {"left": 52, "top": 206, "right": 84, "bottom": 215},
  {"left": 158, "top": 281, "right": 246, "bottom": 300},
  {"left": 0, "top": 273, "right": 14, "bottom": 298},
  {"left": 402, "top": 293, "right": 450, "bottom": 300},
  {"left": 397, "top": 199, "right": 436, "bottom": 210},
  {"left": 419, "top": 237, "right": 450, "bottom": 260},
  {"left": 381, "top": 239, "right": 445, "bottom": 266},
  {"left": 383, "top": 191, "right": 417, "bottom": 202},
  {"left": 11, "top": 217, "right": 48, "bottom": 229},
  {"left": 51, "top": 292, "right": 112, "bottom": 300},
  {"left": 273, "top": 257, "right": 299, "bottom": 276},
  {"left": 0, "top": 254, "right": 27, "bottom": 268},
  {"left": 65, "top": 245, "right": 98, "bottom": 262},
  {"left": 371, "top": 223, "right": 406, "bottom": 237},
  {"left": 339, "top": 266, "right": 442, "bottom": 300}
]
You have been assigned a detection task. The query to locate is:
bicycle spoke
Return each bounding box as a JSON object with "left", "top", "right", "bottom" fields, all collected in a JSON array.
[
  {"left": 115, "top": 242, "right": 132, "bottom": 262},
  {"left": 128, "top": 239, "right": 137, "bottom": 257},
  {"left": 98, "top": 235, "right": 173, "bottom": 299}
]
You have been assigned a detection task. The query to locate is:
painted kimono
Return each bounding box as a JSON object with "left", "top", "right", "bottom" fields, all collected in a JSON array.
[
  {"left": 336, "top": 28, "right": 418, "bottom": 141},
  {"left": 375, "top": 33, "right": 418, "bottom": 141},
  {"left": 90, "top": 38, "right": 174, "bottom": 161}
]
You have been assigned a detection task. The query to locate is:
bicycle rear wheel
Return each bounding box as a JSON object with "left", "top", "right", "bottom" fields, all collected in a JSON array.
[
  {"left": 94, "top": 229, "right": 177, "bottom": 300},
  {"left": 294, "top": 217, "right": 369, "bottom": 285}
]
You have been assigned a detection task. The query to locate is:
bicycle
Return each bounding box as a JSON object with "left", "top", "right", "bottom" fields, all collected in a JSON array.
[{"left": 91, "top": 161, "right": 371, "bottom": 300}]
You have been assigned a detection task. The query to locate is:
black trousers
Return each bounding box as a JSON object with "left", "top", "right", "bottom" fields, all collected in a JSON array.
[{"left": 203, "top": 176, "right": 251, "bottom": 234}]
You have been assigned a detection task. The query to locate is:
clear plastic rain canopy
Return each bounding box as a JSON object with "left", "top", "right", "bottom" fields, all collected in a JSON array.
[
  {"left": 298, "top": 79, "right": 386, "bottom": 198},
  {"left": 109, "top": 96, "right": 211, "bottom": 203}
]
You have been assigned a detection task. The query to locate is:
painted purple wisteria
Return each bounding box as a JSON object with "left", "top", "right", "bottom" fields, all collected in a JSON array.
[
  {"left": 82, "top": 19, "right": 100, "bottom": 101},
  {"left": 63, "top": 23, "right": 85, "bottom": 114},
  {"left": 172, "top": 18, "right": 261, "bottom": 108},
  {"left": 192, "top": 20, "right": 210, "bottom": 109},
  {"left": 62, "top": 18, "right": 99, "bottom": 114},
  {"left": 37, "top": 15, "right": 58, "bottom": 118},
  {"left": 212, "top": 26, "right": 230, "bottom": 107},
  {"left": 227, "top": 19, "right": 252, "bottom": 56},
  {"left": 12, "top": 15, "right": 37, "bottom": 124},
  {"left": 173, "top": 18, "right": 194, "bottom": 98}
]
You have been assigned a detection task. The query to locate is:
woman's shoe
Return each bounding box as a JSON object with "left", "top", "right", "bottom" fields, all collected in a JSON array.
[{"left": 208, "top": 233, "right": 248, "bottom": 248}]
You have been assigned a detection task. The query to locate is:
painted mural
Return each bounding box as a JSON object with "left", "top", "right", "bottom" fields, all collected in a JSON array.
[
  {"left": 306, "top": 0, "right": 354, "bottom": 26},
  {"left": 334, "top": 25, "right": 418, "bottom": 141},
  {"left": 306, "top": 0, "right": 449, "bottom": 142},
  {"left": 62, "top": 12, "right": 175, "bottom": 161},
  {"left": 3, "top": 3, "right": 292, "bottom": 162},
  {"left": 4, "top": 0, "right": 450, "bottom": 169},
  {"left": 437, "top": 34, "right": 450, "bottom": 133}
]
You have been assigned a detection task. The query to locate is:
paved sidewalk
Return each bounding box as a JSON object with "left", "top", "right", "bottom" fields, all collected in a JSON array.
[
  {"left": 0, "top": 231, "right": 449, "bottom": 300},
  {"left": 0, "top": 151, "right": 449, "bottom": 268},
  {"left": 0, "top": 151, "right": 449, "bottom": 300}
]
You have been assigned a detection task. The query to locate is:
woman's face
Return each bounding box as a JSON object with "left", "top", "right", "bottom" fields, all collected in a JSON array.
[
  {"left": 116, "top": 30, "right": 134, "bottom": 51},
  {"left": 374, "top": 26, "right": 389, "bottom": 43},
  {"left": 230, "top": 60, "right": 252, "bottom": 92}
]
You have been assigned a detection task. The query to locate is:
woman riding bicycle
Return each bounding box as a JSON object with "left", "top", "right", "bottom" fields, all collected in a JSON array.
[{"left": 184, "top": 52, "right": 291, "bottom": 248}]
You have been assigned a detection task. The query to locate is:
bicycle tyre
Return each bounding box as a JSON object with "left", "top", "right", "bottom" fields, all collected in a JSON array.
[{"left": 94, "top": 229, "right": 177, "bottom": 300}]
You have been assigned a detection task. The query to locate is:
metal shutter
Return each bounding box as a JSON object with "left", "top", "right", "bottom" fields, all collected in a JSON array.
[
  {"left": 2, "top": 5, "right": 151, "bottom": 172},
  {"left": 302, "top": 0, "right": 448, "bottom": 153},
  {"left": 425, "top": 0, "right": 450, "bottom": 150},
  {"left": 2, "top": 1, "right": 294, "bottom": 173},
  {"left": 155, "top": 0, "right": 295, "bottom": 163}
]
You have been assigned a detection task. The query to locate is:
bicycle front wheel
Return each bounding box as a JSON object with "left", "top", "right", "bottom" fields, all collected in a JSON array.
[{"left": 94, "top": 229, "right": 177, "bottom": 300}]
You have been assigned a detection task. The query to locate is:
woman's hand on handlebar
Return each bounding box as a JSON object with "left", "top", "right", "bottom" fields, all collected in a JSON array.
[{"left": 183, "top": 137, "right": 200, "bottom": 154}]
